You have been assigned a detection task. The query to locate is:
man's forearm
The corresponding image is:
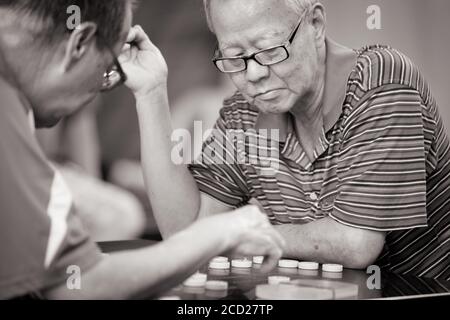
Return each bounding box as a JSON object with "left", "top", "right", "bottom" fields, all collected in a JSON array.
[
  {"left": 135, "top": 88, "right": 201, "bottom": 237},
  {"left": 275, "top": 217, "right": 385, "bottom": 269},
  {"left": 44, "top": 219, "right": 230, "bottom": 299}
]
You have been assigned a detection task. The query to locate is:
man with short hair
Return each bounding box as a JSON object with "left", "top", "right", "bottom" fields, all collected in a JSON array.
[
  {"left": 140, "top": 0, "right": 449, "bottom": 280},
  {"left": 0, "top": 0, "right": 284, "bottom": 299}
]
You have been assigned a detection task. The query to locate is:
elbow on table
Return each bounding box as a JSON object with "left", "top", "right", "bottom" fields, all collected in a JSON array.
[
  {"left": 346, "top": 252, "right": 379, "bottom": 270},
  {"left": 344, "top": 229, "right": 386, "bottom": 270}
]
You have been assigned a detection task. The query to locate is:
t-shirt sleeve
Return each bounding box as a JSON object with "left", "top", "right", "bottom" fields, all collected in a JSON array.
[
  {"left": 330, "top": 85, "right": 429, "bottom": 231},
  {"left": 0, "top": 85, "right": 101, "bottom": 299},
  {"left": 188, "top": 112, "right": 251, "bottom": 208}
]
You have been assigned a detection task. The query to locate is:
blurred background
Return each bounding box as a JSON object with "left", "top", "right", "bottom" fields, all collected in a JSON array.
[{"left": 36, "top": 0, "right": 450, "bottom": 241}]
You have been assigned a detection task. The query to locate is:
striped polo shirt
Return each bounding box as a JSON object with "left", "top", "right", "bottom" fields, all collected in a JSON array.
[
  {"left": 0, "top": 75, "right": 101, "bottom": 299},
  {"left": 189, "top": 39, "right": 450, "bottom": 280}
]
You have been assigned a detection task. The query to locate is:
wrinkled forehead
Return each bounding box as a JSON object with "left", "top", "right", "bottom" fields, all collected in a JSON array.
[{"left": 210, "top": 0, "right": 298, "bottom": 49}]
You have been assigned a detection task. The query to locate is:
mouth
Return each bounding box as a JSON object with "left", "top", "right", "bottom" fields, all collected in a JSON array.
[{"left": 254, "top": 89, "right": 283, "bottom": 101}]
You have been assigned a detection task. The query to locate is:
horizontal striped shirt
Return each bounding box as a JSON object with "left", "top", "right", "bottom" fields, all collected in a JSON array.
[{"left": 189, "top": 39, "right": 450, "bottom": 280}]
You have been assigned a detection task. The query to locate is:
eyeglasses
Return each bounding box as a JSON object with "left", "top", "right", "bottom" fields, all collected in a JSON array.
[
  {"left": 212, "top": 11, "right": 307, "bottom": 74},
  {"left": 100, "top": 46, "right": 127, "bottom": 92}
]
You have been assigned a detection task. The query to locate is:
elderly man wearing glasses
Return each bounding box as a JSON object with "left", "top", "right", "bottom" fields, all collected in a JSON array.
[{"left": 136, "top": 0, "right": 450, "bottom": 280}]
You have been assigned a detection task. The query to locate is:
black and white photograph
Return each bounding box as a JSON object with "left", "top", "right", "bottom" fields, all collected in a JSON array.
[{"left": 0, "top": 0, "right": 449, "bottom": 311}]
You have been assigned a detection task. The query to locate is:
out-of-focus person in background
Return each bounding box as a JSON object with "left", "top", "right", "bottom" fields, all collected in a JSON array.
[{"left": 36, "top": 97, "right": 146, "bottom": 241}]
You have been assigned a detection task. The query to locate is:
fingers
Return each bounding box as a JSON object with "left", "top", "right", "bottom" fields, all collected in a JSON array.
[
  {"left": 222, "top": 204, "right": 286, "bottom": 273},
  {"left": 118, "top": 43, "right": 138, "bottom": 63},
  {"left": 126, "top": 25, "right": 154, "bottom": 51},
  {"left": 228, "top": 229, "right": 284, "bottom": 273},
  {"left": 121, "top": 43, "right": 131, "bottom": 55},
  {"left": 262, "top": 225, "right": 286, "bottom": 253},
  {"left": 239, "top": 205, "right": 285, "bottom": 249},
  {"left": 238, "top": 232, "right": 283, "bottom": 273},
  {"left": 235, "top": 205, "right": 271, "bottom": 228},
  {"left": 260, "top": 246, "right": 283, "bottom": 273},
  {"left": 256, "top": 228, "right": 284, "bottom": 273}
]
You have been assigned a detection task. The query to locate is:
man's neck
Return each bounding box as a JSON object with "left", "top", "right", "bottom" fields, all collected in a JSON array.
[
  {"left": 290, "top": 72, "right": 326, "bottom": 131},
  {"left": 287, "top": 65, "right": 327, "bottom": 161}
]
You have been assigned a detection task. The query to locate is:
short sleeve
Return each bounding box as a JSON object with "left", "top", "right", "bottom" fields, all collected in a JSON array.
[
  {"left": 0, "top": 82, "right": 101, "bottom": 299},
  {"left": 188, "top": 113, "right": 250, "bottom": 208},
  {"left": 330, "top": 85, "right": 429, "bottom": 231}
]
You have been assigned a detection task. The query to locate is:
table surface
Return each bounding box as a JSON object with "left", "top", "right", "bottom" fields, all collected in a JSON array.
[{"left": 98, "top": 240, "right": 450, "bottom": 300}]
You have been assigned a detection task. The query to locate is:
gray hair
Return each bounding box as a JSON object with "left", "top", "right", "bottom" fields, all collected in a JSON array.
[{"left": 203, "top": 0, "right": 319, "bottom": 33}]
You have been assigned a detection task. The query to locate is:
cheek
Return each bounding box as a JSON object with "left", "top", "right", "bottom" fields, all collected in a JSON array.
[
  {"left": 81, "top": 58, "right": 107, "bottom": 89},
  {"left": 81, "top": 67, "right": 104, "bottom": 93},
  {"left": 229, "top": 74, "right": 246, "bottom": 91},
  {"left": 93, "top": 62, "right": 106, "bottom": 85},
  {"left": 280, "top": 36, "right": 319, "bottom": 88},
  {"left": 229, "top": 74, "right": 255, "bottom": 101},
  {"left": 276, "top": 55, "right": 317, "bottom": 94}
]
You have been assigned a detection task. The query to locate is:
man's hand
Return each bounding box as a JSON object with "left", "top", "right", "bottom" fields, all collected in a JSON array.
[
  {"left": 120, "top": 25, "right": 168, "bottom": 97},
  {"left": 199, "top": 205, "right": 285, "bottom": 273}
]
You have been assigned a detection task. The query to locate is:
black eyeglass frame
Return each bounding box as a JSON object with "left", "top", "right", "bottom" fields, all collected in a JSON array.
[{"left": 212, "top": 11, "right": 308, "bottom": 74}]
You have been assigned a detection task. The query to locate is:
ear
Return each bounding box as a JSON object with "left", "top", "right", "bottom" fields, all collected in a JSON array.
[
  {"left": 310, "top": 3, "right": 326, "bottom": 46},
  {"left": 62, "top": 22, "right": 98, "bottom": 72}
]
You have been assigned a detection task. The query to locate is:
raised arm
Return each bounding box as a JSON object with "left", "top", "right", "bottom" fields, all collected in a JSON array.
[{"left": 119, "top": 25, "right": 226, "bottom": 237}]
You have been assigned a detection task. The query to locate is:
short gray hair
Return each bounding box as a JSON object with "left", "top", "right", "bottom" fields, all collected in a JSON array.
[{"left": 203, "top": 0, "right": 319, "bottom": 33}]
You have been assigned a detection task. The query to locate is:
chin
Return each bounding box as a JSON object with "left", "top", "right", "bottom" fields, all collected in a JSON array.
[
  {"left": 256, "top": 101, "right": 292, "bottom": 114},
  {"left": 254, "top": 94, "right": 296, "bottom": 114}
]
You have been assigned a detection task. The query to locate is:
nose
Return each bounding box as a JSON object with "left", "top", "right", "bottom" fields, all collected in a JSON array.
[{"left": 245, "top": 59, "right": 269, "bottom": 83}]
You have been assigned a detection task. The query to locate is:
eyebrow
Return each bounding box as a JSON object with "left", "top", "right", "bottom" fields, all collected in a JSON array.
[{"left": 220, "top": 30, "right": 286, "bottom": 52}]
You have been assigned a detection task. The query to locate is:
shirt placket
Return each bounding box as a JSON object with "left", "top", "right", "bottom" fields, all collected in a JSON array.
[{"left": 281, "top": 127, "right": 333, "bottom": 219}]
